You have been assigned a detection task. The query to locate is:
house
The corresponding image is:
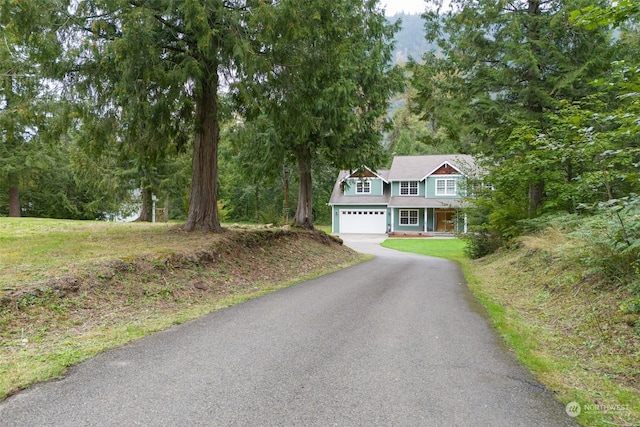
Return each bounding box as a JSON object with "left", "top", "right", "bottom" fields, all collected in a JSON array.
[{"left": 328, "top": 154, "right": 476, "bottom": 235}]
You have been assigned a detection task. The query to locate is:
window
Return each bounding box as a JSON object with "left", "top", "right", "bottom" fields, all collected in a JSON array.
[
  {"left": 436, "top": 178, "right": 457, "bottom": 196},
  {"left": 400, "top": 181, "right": 418, "bottom": 195},
  {"left": 399, "top": 209, "right": 419, "bottom": 225},
  {"left": 355, "top": 180, "right": 371, "bottom": 194}
]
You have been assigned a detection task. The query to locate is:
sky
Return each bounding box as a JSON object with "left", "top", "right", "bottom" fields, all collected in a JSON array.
[{"left": 381, "top": 0, "right": 427, "bottom": 16}]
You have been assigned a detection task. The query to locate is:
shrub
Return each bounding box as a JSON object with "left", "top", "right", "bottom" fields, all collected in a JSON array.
[{"left": 463, "top": 226, "right": 503, "bottom": 259}]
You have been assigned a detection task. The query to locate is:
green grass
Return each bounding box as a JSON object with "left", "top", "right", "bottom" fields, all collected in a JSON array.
[
  {"left": 0, "top": 218, "right": 367, "bottom": 400},
  {"left": 381, "top": 237, "right": 467, "bottom": 263},
  {"left": 0, "top": 218, "right": 206, "bottom": 289}
]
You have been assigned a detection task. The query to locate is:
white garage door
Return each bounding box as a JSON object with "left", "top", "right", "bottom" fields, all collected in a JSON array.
[{"left": 339, "top": 209, "right": 387, "bottom": 234}]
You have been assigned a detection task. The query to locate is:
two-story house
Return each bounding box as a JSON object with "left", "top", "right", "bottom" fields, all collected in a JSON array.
[{"left": 328, "top": 154, "right": 475, "bottom": 234}]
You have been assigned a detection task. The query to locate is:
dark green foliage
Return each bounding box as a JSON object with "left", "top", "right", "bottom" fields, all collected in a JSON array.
[
  {"left": 65, "top": 0, "right": 263, "bottom": 231},
  {"left": 237, "top": 0, "right": 403, "bottom": 228},
  {"left": 463, "top": 227, "right": 502, "bottom": 259},
  {"left": 411, "top": 0, "right": 626, "bottom": 247},
  {"left": 530, "top": 200, "right": 640, "bottom": 294},
  {"left": 578, "top": 198, "right": 640, "bottom": 289}
]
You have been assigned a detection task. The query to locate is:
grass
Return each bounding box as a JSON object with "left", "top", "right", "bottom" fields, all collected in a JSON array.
[
  {"left": 380, "top": 235, "right": 640, "bottom": 427},
  {"left": 381, "top": 237, "right": 467, "bottom": 262},
  {"left": 0, "top": 218, "right": 366, "bottom": 400},
  {"left": 0, "top": 218, "right": 181, "bottom": 289},
  {"left": 3, "top": 220, "right": 638, "bottom": 425}
]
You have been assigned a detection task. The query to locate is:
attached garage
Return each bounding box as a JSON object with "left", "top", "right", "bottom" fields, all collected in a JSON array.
[{"left": 338, "top": 209, "right": 387, "bottom": 234}]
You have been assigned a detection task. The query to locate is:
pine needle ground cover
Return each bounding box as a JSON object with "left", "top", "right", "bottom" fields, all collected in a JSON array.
[
  {"left": 382, "top": 236, "right": 640, "bottom": 426},
  {"left": 0, "top": 218, "right": 365, "bottom": 400}
]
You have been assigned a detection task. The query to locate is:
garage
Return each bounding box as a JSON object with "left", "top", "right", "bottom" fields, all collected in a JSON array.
[{"left": 339, "top": 209, "right": 387, "bottom": 234}]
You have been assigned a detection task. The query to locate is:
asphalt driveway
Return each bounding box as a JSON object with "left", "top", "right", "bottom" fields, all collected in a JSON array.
[{"left": 0, "top": 234, "right": 576, "bottom": 426}]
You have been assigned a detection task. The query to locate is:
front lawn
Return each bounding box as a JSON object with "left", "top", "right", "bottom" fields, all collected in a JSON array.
[{"left": 380, "top": 237, "right": 467, "bottom": 263}]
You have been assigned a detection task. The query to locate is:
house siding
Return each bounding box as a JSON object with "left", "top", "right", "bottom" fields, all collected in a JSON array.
[
  {"left": 426, "top": 208, "right": 434, "bottom": 232},
  {"left": 392, "top": 208, "right": 424, "bottom": 232},
  {"left": 425, "top": 175, "right": 466, "bottom": 199},
  {"left": 343, "top": 178, "right": 384, "bottom": 196},
  {"left": 391, "top": 181, "right": 425, "bottom": 197}
]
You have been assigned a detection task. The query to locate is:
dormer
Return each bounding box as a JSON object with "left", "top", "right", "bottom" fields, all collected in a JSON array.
[
  {"left": 423, "top": 161, "right": 465, "bottom": 198},
  {"left": 340, "top": 166, "right": 389, "bottom": 197}
]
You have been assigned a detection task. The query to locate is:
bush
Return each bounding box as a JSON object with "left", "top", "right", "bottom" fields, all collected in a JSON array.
[
  {"left": 463, "top": 227, "right": 503, "bottom": 259},
  {"left": 565, "top": 196, "right": 640, "bottom": 292}
]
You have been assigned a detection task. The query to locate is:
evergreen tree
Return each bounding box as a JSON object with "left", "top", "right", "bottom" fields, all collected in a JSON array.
[
  {"left": 0, "top": 0, "right": 67, "bottom": 216},
  {"left": 413, "top": 0, "right": 613, "bottom": 235},
  {"left": 68, "top": 0, "right": 258, "bottom": 231},
  {"left": 237, "top": 0, "right": 403, "bottom": 228}
]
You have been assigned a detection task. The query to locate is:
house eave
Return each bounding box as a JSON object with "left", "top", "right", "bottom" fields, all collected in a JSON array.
[
  {"left": 420, "top": 161, "right": 463, "bottom": 181},
  {"left": 339, "top": 166, "right": 389, "bottom": 184}
]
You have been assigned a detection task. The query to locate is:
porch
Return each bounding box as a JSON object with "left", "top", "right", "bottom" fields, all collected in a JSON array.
[
  {"left": 389, "top": 207, "right": 465, "bottom": 234},
  {"left": 386, "top": 230, "right": 457, "bottom": 238}
]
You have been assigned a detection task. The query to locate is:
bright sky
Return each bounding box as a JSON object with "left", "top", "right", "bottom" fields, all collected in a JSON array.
[{"left": 381, "top": 0, "right": 426, "bottom": 16}]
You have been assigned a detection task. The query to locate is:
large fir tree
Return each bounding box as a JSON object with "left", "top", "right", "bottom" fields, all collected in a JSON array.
[
  {"left": 236, "top": 0, "right": 403, "bottom": 228},
  {"left": 413, "top": 0, "right": 612, "bottom": 220},
  {"left": 68, "top": 0, "right": 258, "bottom": 231}
]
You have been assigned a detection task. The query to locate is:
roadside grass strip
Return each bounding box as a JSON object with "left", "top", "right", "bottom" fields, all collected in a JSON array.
[{"left": 380, "top": 236, "right": 640, "bottom": 426}]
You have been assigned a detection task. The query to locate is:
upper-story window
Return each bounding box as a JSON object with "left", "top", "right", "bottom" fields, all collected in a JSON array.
[
  {"left": 436, "top": 178, "right": 457, "bottom": 196},
  {"left": 355, "top": 180, "right": 371, "bottom": 194},
  {"left": 400, "top": 181, "right": 418, "bottom": 195}
]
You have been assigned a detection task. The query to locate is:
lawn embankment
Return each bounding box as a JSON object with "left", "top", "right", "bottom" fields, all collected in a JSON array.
[
  {"left": 382, "top": 236, "right": 640, "bottom": 426},
  {"left": 0, "top": 218, "right": 365, "bottom": 400}
]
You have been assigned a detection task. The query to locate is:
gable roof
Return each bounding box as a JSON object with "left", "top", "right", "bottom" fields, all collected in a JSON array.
[
  {"left": 386, "top": 154, "right": 475, "bottom": 181},
  {"left": 328, "top": 169, "right": 390, "bottom": 206},
  {"left": 339, "top": 166, "right": 389, "bottom": 183}
]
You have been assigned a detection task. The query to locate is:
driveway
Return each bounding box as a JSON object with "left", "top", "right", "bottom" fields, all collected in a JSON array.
[{"left": 0, "top": 234, "right": 576, "bottom": 426}]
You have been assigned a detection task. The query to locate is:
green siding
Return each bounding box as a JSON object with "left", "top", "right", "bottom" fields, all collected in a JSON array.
[
  {"left": 391, "top": 180, "right": 425, "bottom": 197},
  {"left": 425, "top": 175, "right": 466, "bottom": 198},
  {"left": 426, "top": 208, "right": 434, "bottom": 232},
  {"left": 393, "top": 208, "right": 424, "bottom": 232},
  {"left": 342, "top": 178, "right": 384, "bottom": 196}
]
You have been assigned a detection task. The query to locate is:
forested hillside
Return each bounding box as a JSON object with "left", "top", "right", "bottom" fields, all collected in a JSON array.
[
  {"left": 409, "top": 0, "right": 639, "bottom": 250},
  {"left": 387, "top": 13, "right": 435, "bottom": 63}
]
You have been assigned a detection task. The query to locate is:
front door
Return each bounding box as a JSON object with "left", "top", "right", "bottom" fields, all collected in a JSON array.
[{"left": 435, "top": 210, "right": 455, "bottom": 232}]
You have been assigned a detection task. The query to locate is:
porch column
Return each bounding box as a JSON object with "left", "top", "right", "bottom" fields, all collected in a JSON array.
[{"left": 423, "top": 209, "right": 427, "bottom": 232}]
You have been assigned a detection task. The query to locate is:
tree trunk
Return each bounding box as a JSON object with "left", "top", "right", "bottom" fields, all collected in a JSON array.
[
  {"left": 8, "top": 186, "right": 20, "bottom": 217},
  {"left": 294, "top": 144, "right": 314, "bottom": 229},
  {"left": 254, "top": 185, "right": 260, "bottom": 223},
  {"left": 521, "top": 0, "right": 545, "bottom": 219},
  {"left": 136, "top": 187, "right": 153, "bottom": 222},
  {"left": 163, "top": 196, "right": 169, "bottom": 222},
  {"left": 282, "top": 163, "right": 290, "bottom": 224},
  {"left": 183, "top": 65, "right": 222, "bottom": 232},
  {"left": 528, "top": 182, "right": 544, "bottom": 218}
]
